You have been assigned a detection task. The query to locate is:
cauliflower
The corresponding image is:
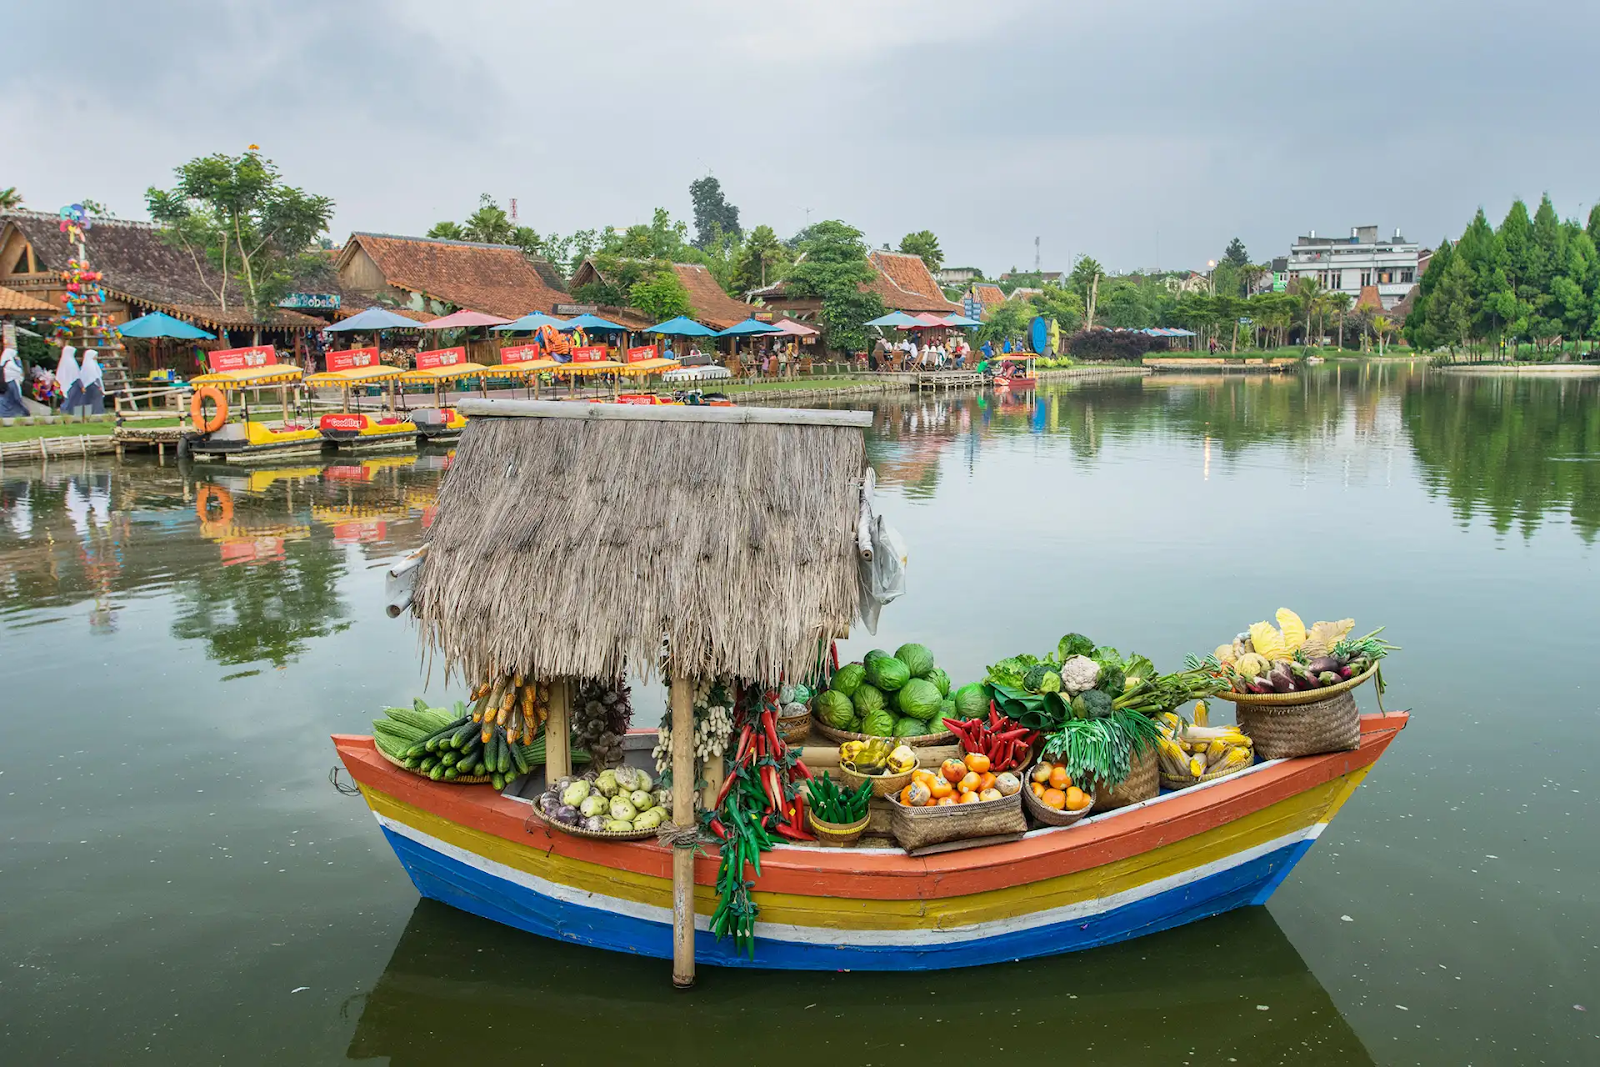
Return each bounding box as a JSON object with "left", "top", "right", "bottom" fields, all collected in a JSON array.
[{"left": 1059, "top": 655, "right": 1101, "bottom": 696}]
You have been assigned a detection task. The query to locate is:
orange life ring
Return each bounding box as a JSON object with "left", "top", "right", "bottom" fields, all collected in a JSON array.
[
  {"left": 195, "top": 483, "right": 234, "bottom": 526},
  {"left": 191, "top": 386, "right": 227, "bottom": 434}
]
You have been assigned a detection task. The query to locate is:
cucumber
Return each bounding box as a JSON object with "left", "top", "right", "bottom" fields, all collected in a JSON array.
[
  {"left": 421, "top": 758, "right": 437, "bottom": 773},
  {"left": 509, "top": 739, "right": 530, "bottom": 775},
  {"left": 386, "top": 706, "right": 452, "bottom": 734},
  {"left": 444, "top": 767, "right": 459, "bottom": 780},
  {"left": 440, "top": 751, "right": 458, "bottom": 768},
  {"left": 451, "top": 721, "right": 479, "bottom": 750},
  {"left": 429, "top": 766, "right": 444, "bottom": 781},
  {"left": 472, "top": 761, "right": 486, "bottom": 776},
  {"left": 492, "top": 773, "right": 506, "bottom": 791}
]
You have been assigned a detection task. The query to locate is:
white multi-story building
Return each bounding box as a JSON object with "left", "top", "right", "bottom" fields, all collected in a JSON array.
[{"left": 1280, "top": 225, "right": 1420, "bottom": 309}]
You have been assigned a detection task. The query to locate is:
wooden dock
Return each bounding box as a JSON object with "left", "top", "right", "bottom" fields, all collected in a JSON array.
[
  {"left": 912, "top": 370, "right": 986, "bottom": 391},
  {"left": 113, "top": 424, "right": 189, "bottom": 458}
]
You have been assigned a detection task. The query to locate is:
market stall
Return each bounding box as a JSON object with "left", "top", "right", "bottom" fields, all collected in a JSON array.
[{"left": 333, "top": 402, "right": 1409, "bottom": 983}]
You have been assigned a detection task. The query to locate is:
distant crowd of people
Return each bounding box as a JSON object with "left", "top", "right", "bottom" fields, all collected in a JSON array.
[{"left": 867, "top": 334, "right": 974, "bottom": 371}]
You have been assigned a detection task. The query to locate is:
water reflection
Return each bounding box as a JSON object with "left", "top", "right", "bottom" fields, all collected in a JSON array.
[{"left": 349, "top": 901, "right": 1372, "bottom": 1066}]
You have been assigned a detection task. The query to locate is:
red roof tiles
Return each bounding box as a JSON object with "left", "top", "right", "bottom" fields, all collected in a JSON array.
[
  {"left": 338, "top": 233, "right": 569, "bottom": 318},
  {"left": 865, "top": 250, "right": 961, "bottom": 313}
]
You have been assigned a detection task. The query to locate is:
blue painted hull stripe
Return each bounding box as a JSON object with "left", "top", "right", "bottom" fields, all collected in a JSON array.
[{"left": 378, "top": 827, "right": 1318, "bottom": 971}]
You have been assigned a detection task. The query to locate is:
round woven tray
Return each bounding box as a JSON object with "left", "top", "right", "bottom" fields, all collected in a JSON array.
[
  {"left": 377, "top": 740, "right": 495, "bottom": 784},
  {"left": 525, "top": 805, "right": 658, "bottom": 842},
  {"left": 808, "top": 810, "right": 869, "bottom": 848},
  {"left": 811, "top": 720, "right": 954, "bottom": 748},
  {"left": 835, "top": 758, "right": 918, "bottom": 799},
  {"left": 1212, "top": 661, "right": 1379, "bottom": 707},
  {"left": 1160, "top": 754, "right": 1254, "bottom": 792},
  {"left": 1022, "top": 779, "right": 1095, "bottom": 827},
  {"left": 778, "top": 712, "right": 811, "bottom": 746}
]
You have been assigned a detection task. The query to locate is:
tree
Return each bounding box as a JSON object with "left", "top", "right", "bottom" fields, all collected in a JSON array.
[
  {"left": 1029, "top": 285, "right": 1085, "bottom": 334},
  {"left": 146, "top": 148, "right": 333, "bottom": 327},
  {"left": 977, "top": 298, "right": 1033, "bottom": 345},
  {"left": 689, "top": 176, "right": 741, "bottom": 250},
  {"left": 1223, "top": 237, "right": 1250, "bottom": 268},
  {"left": 1403, "top": 238, "right": 1453, "bottom": 350},
  {"left": 1066, "top": 255, "right": 1104, "bottom": 300},
  {"left": 898, "top": 230, "right": 943, "bottom": 273},
  {"left": 0, "top": 187, "right": 20, "bottom": 210},
  {"left": 1289, "top": 276, "right": 1323, "bottom": 342},
  {"left": 1426, "top": 253, "right": 1474, "bottom": 355},
  {"left": 629, "top": 269, "right": 693, "bottom": 321},
  {"left": 785, "top": 220, "right": 883, "bottom": 353},
  {"left": 730, "top": 224, "right": 791, "bottom": 294},
  {"left": 1371, "top": 315, "right": 1394, "bottom": 356}
]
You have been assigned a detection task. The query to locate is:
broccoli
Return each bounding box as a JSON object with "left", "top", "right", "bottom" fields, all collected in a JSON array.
[{"left": 1070, "top": 689, "right": 1114, "bottom": 720}]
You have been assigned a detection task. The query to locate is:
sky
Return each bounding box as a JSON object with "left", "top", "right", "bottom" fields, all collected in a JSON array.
[{"left": 6, "top": 0, "right": 1600, "bottom": 276}]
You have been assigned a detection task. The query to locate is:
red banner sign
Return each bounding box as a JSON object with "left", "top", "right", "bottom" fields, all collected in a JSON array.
[
  {"left": 499, "top": 344, "right": 543, "bottom": 365},
  {"left": 625, "top": 344, "right": 658, "bottom": 363},
  {"left": 320, "top": 413, "right": 369, "bottom": 433},
  {"left": 570, "top": 346, "right": 607, "bottom": 364},
  {"left": 415, "top": 346, "right": 466, "bottom": 370},
  {"left": 209, "top": 345, "right": 277, "bottom": 372},
  {"left": 327, "top": 346, "right": 379, "bottom": 372}
]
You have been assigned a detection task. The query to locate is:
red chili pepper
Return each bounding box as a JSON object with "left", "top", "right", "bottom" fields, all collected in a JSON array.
[
  {"left": 791, "top": 759, "right": 813, "bottom": 780},
  {"left": 715, "top": 769, "right": 739, "bottom": 808},
  {"left": 774, "top": 823, "right": 815, "bottom": 842},
  {"left": 762, "top": 709, "right": 782, "bottom": 757},
  {"left": 734, "top": 723, "right": 754, "bottom": 764},
  {"left": 995, "top": 727, "right": 1032, "bottom": 741},
  {"left": 709, "top": 817, "right": 728, "bottom": 840}
]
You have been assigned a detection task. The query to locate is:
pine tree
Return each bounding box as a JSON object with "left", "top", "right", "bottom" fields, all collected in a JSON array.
[{"left": 1428, "top": 253, "right": 1474, "bottom": 354}]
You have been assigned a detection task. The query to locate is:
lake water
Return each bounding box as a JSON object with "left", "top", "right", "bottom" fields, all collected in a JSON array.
[{"left": 2, "top": 364, "right": 1597, "bottom": 1064}]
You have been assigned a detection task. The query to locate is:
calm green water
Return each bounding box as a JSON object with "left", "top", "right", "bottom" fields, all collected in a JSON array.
[{"left": 3, "top": 365, "right": 1598, "bottom": 1065}]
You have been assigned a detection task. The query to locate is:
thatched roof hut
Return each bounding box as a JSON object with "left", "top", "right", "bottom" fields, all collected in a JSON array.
[{"left": 410, "top": 400, "right": 873, "bottom": 685}]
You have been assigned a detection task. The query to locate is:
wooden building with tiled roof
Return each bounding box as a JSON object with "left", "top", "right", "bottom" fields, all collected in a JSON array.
[
  {"left": 0, "top": 210, "right": 328, "bottom": 335},
  {"left": 863, "top": 250, "right": 962, "bottom": 314},
  {"left": 566, "top": 259, "right": 752, "bottom": 330},
  {"left": 333, "top": 232, "right": 571, "bottom": 319}
]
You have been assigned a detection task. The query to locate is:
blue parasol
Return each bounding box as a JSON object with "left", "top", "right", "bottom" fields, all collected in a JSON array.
[{"left": 116, "top": 311, "right": 214, "bottom": 339}]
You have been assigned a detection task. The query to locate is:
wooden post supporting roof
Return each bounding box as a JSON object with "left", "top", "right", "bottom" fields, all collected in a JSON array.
[{"left": 669, "top": 676, "right": 696, "bottom": 988}]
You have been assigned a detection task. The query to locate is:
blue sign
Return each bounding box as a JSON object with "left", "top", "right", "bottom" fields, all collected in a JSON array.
[
  {"left": 1029, "top": 316, "right": 1048, "bottom": 354},
  {"left": 963, "top": 294, "right": 982, "bottom": 321}
]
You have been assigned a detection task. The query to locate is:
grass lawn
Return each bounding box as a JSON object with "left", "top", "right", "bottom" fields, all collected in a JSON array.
[{"left": 0, "top": 416, "right": 182, "bottom": 444}]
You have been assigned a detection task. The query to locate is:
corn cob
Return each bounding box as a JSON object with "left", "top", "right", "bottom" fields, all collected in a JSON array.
[
  {"left": 1206, "top": 739, "right": 1229, "bottom": 766},
  {"left": 1188, "top": 754, "right": 1207, "bottom": 778}
]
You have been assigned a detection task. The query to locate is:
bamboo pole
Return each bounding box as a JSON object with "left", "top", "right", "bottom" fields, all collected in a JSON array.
[
  {"left": 670, "top": 675, "right": 696, "bottom": 988},
  {"left": 545, "top": 678, "right": 572, "bottom": 780}
]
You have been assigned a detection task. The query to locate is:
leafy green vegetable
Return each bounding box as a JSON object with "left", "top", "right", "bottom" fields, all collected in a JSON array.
[
  {"left": 892, "top": 716, "right": 929, "bottom": 737},
  {"left": 851, "top": 682, "right": 886, "bottom": 716},
  {"left": 925, "top": 667, "right": 951, "bottom": 698},
  {"left": 1041, "top": 709, "right": 1163, "bottom": 788},
  {"left": 896, "top": 677, "right": 943, "bottom": 718},
  {"left": 830, "top": 662, "right": 866, "bottom": 697},
  {"left": 952, "top": 683, "right": 989, "bottom": 719},
  {"left": 1096, "top": 665, "right": 1125, "bottom": 697},
  {"left": 816, "top": 689, "right": 856, "bottom": 730},
  {"left": 985, "top": 655, "right": 1039, "bottom": 689},
  {"left": 860, "top": 708, "right": 896, "bottom": 737},
  {"left": 1058, "top": 633, "right": 1096, "bottom": 661},
  {"left": 865, "top": 655, "right": 910, "bottom": 692},
  {"left": 894, "top": 643, "right": 935, "bottom": 678},
  {"left": 1071, "top": 689, "right": 1113, "bottom": 720}
]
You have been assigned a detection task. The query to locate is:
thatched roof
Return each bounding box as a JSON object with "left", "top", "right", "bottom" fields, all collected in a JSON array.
[{"left": 411, "top": 400, "right": 871, "bottom": 684}]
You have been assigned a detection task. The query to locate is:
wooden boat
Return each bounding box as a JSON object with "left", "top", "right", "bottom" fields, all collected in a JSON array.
[
  {"left": 332, "top": 710, "right": 1406, "bottom": 971},
  {"left": 185, "top": 346, "right": 323, "bottom": 463},
  {"left": 990, "top": 354, "right": 1037, "bottom": 388},
  {"left": 305, "top": 348, "right": 419, "bottom": 452}
]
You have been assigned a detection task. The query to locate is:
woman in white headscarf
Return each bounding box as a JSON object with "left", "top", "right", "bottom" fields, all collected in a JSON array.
[
  {"left": 55, "top": 345, "right": 82, "bottom": 414},
  {"left": 78, "top": 348, "right": 105, "bottom": 414},
  {"left": 0, "top": 346, "right": 26, "bottom": 417}
]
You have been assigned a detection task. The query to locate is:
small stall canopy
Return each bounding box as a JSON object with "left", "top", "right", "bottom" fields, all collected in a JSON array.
[
  {"left": 492, "top": 312, "right": 568, "bottom": 333},
  {"left": 192, "top": 345, "right": 304, "bottom": 386},
  {"left": 420, "top": 310, "right": 512, "bottom": 330},
  {"left": 557, "top": 313, "right": 627, "bottom": 333},
  {"left": 716, "top": 318, "right": 784, "bottom": 337},
  {"left": 399, "top": 347, "right": 491, "bottom": 383},
  {"left": 305, "top": 346, "right": 402, "bottom": 385},
  {"left": 615, "top": 343, "right": 681, "bottom": 376},
  {"left": 646, "top": 315, "right": 718, "bottom": 337},
  {"left": 555, "top": 346, "right": 623, "bottom": 374},
  {"left": 116, "top": 311, "right": 215, "bottom": 339},
  {"left": 327, "top": 308, "right": 425, "bottom": 332},
  {"left": 486, "top": 343, "right": 560, "bottom": 375}
]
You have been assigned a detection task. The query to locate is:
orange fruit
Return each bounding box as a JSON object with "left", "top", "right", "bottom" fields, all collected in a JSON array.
[
  {"left": 1030, "top": 781, "right": 1046, "bottom": 798},
  {"left": 901, "top": 781, "right": 931, "bottom": 807},
  {"left": 912, "top": 769, "right": 937, "bottom": 787},
  {"left": 1065, "top": 786, "right": 1090, "bottom": 812},
  {"left": 1048, "top": 766, "right": 1072, "bottom": 791},
  {"left": 963, "top": 752, "right": 992, "bottom": 775},
  {"left": 940, "top": 758, "right": 968, "bottom": 784},
  {"left": 935, "top": 795, "right": 957, "bottom": 806},
  {"left": 1041, "top": 787, "right": 1067, "bottom": 811},
  {"left": 978, "top": 788, "right": 1002, "bottom": 802},
  {"left": 1030, "top": 763, "right": 1054, "bottom": 784},
  {"left": 928, "top": 777, "right": 954, "bottom": 799},
  {"left": 958, "top": 771, "right": 981, "bottom": 794},
  {"left": 977, "top": 772, "right": 996, "bottom": 793},
  {"left": 958, "top": 790, "right": 980, "bottom": 804}
]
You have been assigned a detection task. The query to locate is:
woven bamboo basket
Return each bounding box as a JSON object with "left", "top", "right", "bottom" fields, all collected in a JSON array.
[
  {"left": 1021, "top": 780, "right": 1095, "bottom": 827},
  {"left": 887, "top": 790, "right": 1026, "bottom": 851},
  {"left": 378, "top": 742, "right": 495, "bottom": 784},
  {"left": 1235, "top": 689, "right": 1360, "bottom": 760},
  {"left": 1083, "top": 746, "right": 1159, "bottom": 812},
  {"left": 808, "top": 810, "right": 869, "bottom": 848},
  {"left": 778, "top": 711, "right": 811, "bottom": 746},
  {"left": 1212, "top": 662, "right": 1378, "bottom": 707},
  {"left": 811, "top": 720, "right": 954, "bottom": 748},
  {"left": 835, "top": 758, "right": 918, "bottom": 799},
  {"left": 526, "top": 805, "right": 658, "bottom": 842},
  {"left": 1159, "top": 752, "right": 1256, "bottom": 792}
]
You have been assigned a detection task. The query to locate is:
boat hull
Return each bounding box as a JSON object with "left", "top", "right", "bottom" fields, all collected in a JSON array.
[{"left": 336, "top": 713, "right": 1404, "bottom": 971}]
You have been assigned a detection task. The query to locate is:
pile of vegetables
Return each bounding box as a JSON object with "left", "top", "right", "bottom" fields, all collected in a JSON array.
[
  {"left": 808, "top": 772, "right": 872, "bottom": 825},
  {"left": 708, "top": 687, "right": 815, "bottom": 955},
  {"left": 838, "top": 738, "right": 916, "bottom": 777},
  {"left": 940, "top": 708, "right": 1038, "bottom": 773},
  {"left": 537, "top": 766, "right": 665, "bottom": 833},
  {"left": 984, "top": 633, "right": 1223, "bottom": 790},
  {"left": 652, "top": 677, "right": 735, "bottom": 786},
  {"left": 571, "top": 678, "right": 632, "bottom": 769},
  {"left": 373, "top": 700, "right": 589, "bottom": 792},
  {"left": 815, "top": 643, "right": 962, "bottom": 739},
  {"left": 899, "top": 752, "right": 1022, "bottom": 807},
  {"left": 1205, "top": 610, "right": 1397, "bottom": 695},
  {"left": 1155, "top": 707, "right": 1253, "bottom": 784}
]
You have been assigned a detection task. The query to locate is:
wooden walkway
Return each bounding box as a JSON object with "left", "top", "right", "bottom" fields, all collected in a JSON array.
[{"left": 912, "top": 370, "right": 986, "bottom": 391}]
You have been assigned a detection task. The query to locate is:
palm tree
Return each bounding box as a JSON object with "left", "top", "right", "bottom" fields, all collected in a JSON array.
[
  {"left": 1326, "top": 291, "right": 1353, "bottom": 348},
  {"left": 1290, "top": 277, "right": 1322, "bottom": 343},
  {"left": 0, "top": 187, "right": 21, "bottom": 210},
  {"left": 1372, "top": 315, "right": 1394, "bottom": 357}
]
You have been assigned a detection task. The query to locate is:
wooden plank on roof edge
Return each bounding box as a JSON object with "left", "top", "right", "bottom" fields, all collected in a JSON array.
[{"left": 454, "top": 398, "right": 874, "bottom": 428}]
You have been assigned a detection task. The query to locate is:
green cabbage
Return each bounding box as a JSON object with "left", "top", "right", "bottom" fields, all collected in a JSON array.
[
  {"left": 893, "top": 716, "right": 929, "bottom": 737},
  {"left": 830, "top": 662, "right": 866, "bottom": 698},
  {"left": 925, "top": 667, "right": 951, "bottom": 698},
  {"left": 864, "top": 655, "right": 910, "bottom": 693},
  {"left": 851, "top": 683, "right": 886, "bottom": 717},
  {"left": 1057, "top": 633, "right": 1095, "bottom": 660},
  {"left": 952, "top": 683, "right": 989, "bottom": 719},
  {"left": 864, "top": 649, "right": 891, "bottom": 668},
  {"left": 815, "top": 689, "right": 856, "bottom": 730},
  {"left": 896, "top": 677, "right": 943, "bottom": 719},
  {"left": 894, "top": 643, "right": 935, "bottom": 678},
  {"left": 938, "top": 698, "right": 956, "bottom": 723},
  {"left": 860, "top": 708, "right": 896, "bottom": 737}
]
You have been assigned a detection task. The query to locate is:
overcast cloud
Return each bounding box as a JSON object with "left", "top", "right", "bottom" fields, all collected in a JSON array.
[{"left": 5, "top": 0, "right": 1599, "bottom": 273}]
